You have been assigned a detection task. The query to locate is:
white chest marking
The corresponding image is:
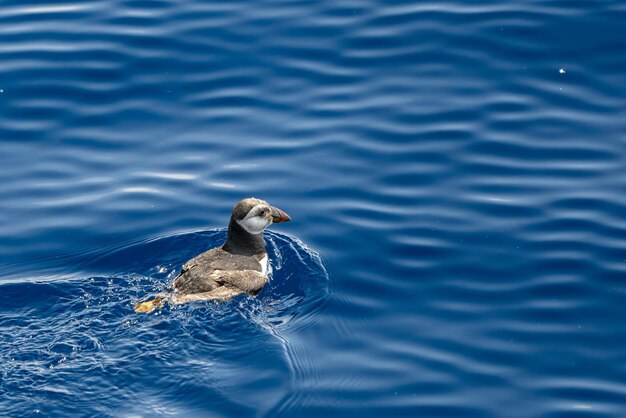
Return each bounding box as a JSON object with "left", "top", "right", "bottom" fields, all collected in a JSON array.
[{"left": 259, "top": 255, "right": 268, "bottom": 275}]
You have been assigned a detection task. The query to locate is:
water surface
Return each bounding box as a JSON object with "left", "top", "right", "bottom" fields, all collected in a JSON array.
[{"left": 1, "top": 0, "right": 626, "bottom": 416}]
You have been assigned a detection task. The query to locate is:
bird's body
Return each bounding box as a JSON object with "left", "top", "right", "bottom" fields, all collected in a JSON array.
[
  {"left": 134, "top": 198, "right": 290, "bottom": 313},
  {"left": 170, "top": 247, "right": 267, "bottom": 296}
]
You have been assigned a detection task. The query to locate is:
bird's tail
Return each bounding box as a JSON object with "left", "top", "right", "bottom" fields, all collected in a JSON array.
[{"left": 134, "top": 294, "right": 168, "bottom": 313}]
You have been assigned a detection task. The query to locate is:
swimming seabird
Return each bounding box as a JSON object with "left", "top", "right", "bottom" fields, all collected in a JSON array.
[{"left": 134, "top": 197, "right": 291, "bottom": 313}]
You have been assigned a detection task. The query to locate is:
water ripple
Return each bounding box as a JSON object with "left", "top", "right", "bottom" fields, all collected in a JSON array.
[
  {"left": 1, "top": 0, "right": 626, "bottom": 416},
  {"left": 0, "top": 231, "right": 329, "bottom": 416}
]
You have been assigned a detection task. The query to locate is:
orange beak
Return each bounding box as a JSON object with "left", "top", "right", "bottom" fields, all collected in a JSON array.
[{"left": 271, "top": 206, "right": 291, "bottom": 223}]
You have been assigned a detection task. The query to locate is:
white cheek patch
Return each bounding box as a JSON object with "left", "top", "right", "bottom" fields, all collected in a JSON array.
[
  {"left": 237, "top": 217, "right": 269, "bottom": 234},
  {"left": 237, "top": 205, "right": 271, "bottom": 234}
]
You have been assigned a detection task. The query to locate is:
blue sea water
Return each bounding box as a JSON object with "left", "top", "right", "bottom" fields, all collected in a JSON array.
[{"left": 1, "top": 0, "right": 626, "bottom": 416}]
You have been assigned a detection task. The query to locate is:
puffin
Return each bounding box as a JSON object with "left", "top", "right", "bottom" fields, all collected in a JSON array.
[{"left": 134, "top": 197, "right": 291, "bottom": 313}]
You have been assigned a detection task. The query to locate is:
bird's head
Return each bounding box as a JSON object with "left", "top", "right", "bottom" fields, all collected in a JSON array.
[{"left": 231, "top": 197, "right": 291, "bottom": 235}]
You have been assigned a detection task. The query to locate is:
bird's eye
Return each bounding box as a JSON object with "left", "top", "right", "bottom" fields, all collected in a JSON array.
[{"left": 259, "top": 209, "right": 266, "bottom": 216}]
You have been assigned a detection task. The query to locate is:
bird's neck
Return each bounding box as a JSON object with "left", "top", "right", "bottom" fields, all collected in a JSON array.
[{"left": 222, "top": 217, "right": 266, "bottom": 256}]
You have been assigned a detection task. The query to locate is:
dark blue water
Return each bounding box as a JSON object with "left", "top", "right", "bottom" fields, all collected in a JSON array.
[{"left": 1, "top": 1, "right": 626, "bottom": 416}]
